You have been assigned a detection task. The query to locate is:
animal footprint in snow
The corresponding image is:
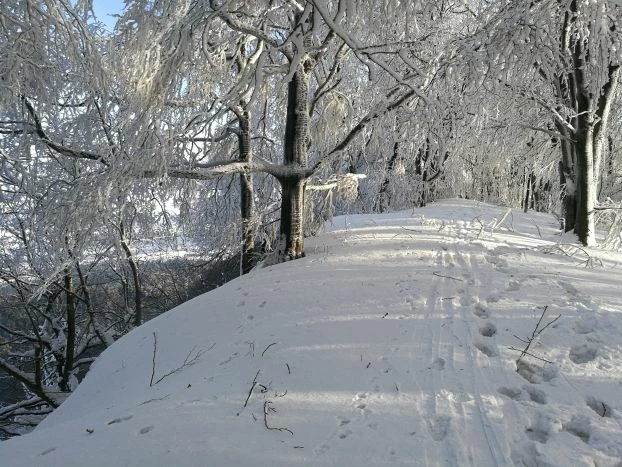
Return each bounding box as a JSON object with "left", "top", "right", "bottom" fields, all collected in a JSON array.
[
  {"left": 569, "top": 344, "right": 597, "bottom": 364},
  {"left": 338, "top": 429, "right": 352, "bottom": 440},
  {"left": 472, "top": 303, "right": 489, "bottom": 319},
  {"left": 523, "top": 385, "right": 547, "bottom": 404},
  {"left": 497, "top": 385, "right": 546, "bottom": 404},
  {"left": 573, "top": 316, "right": 597, "bottom": 334},
  {"left": 486, "top": 294, "right": 501, "bottom": 303},
  {"left": 498, "top": 386, "right": 525, "bottom": 402},
  {"left": 139, "top": 425, "right": 154, "bottom": 435},
  {"left": 586, "top": 396, "right": 614, "bottom": 418},
  {"left": 313, "top": 443, "right": 330, "bottom": 456},
  {"left": 356, "top": 402, "right": 368, "bottom": 411},
  {"left": 107, "top": 415, "right": 133, "bottom": 425},
  {"left": 516, "top": 360, "right": 558, "bottom": 384},
  {"left": 474, "top": 340, "right": 498, "bottom": 357},
  {"left": 558, "top": 280, "right": 579, "bottom": 297},
  {"left": 525, "top": 412, "right": 553, "bottom": 443},
  {"left": 338, "top": 417, "right": 351, "bottom": 427},
  {"left": 428, "top": 357, "right": 445, "bottom": 370},
  {"left": 426, "top": 415, "right": 450, "bottom": 441},
  {"left": 353, "top": 393, "right": 371, "bottom": 414},
  {"left": 479, "top": 322, "right": 497, "bottom": 337},
  {"left": 460, "top": 295, "right": 475, "bottom": 306},
  {"left": 563, "top": 414, "right": 591, "bottom": 443}
]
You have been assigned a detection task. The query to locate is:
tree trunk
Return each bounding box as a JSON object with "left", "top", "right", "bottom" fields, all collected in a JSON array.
[
  {"left": 237, "top": 106, "right": 254, "bottom": 274},
  {"left": 120, "top": 221, "right": 142, "bottom": 326},
  {"left": 414, "top": 138, "right": 430, "bottom": 207},
  {"left": 555, "top": 122, "right": 576, "bottom": 231},
  {"left": 60, "top": 266, "right": 75, "bottom": 392},
  {"left": 277, "top": 55, "right": 313, "bottom": 261},
  {"left": 593, "top": 66, "right": 620, "bottom": 191},
  {"left": 573, "top": 112, "right": 596, "bottom": 246},
  {"left": 572, "top": 57, "right": 596, "bottom": 245},
  {"left": 375, "top": 141, "right": 400, "bottom": 212},
  {"left": 566, "top": 2, "right": 619, "bottom": 246}
]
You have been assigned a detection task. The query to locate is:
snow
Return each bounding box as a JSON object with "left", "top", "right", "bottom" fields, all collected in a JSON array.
[{"left": 2, "top": 199, "right": 622, "bottom": 466}]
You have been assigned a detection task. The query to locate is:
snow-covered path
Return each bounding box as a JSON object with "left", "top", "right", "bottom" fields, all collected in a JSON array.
[{"left": 2, "top": 200, "right": 621, "bottom": 466}]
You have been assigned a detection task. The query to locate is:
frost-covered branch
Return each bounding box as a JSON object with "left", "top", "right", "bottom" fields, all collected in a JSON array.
[{"left": 21, "top": 97, "right": 110, "bottom": 166}]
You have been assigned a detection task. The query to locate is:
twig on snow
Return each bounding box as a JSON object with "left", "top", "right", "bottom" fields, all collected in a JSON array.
[
  {"left": 150, "top": 332, "right": 209, "bottom": 387},
  {"left": 150, "top": 332, "right": 158, "bottom": 387},
  {"left": 263, "top": 401, "right": 293, "bottom": 435},
  {"left": 261, "top": 342, "right": 277, "bottom": 357},
  {"left": 507, "top": 347, "right": 553, "bottom": 364},
  {"left": 243, "top": 369, "right": 261, "bottom": 408},
  {"left": 433, "top": 272, "right": 464, "bottom": 281},
  {"left": 510, "top": 306, "right": 561, "bottom": 366}
]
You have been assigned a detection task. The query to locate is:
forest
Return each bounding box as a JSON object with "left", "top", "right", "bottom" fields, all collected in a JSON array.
[{"left": 0, "top": 0, "right": 621, "bottom": 438}]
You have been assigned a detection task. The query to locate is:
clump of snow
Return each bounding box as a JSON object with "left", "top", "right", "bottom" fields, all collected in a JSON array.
[{"left": 1, "top": 199, "right": 622, "bottom": 466}]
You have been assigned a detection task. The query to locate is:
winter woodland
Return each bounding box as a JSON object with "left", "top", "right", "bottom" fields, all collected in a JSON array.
[{"left": 0, "top": 0, "right": 621, "bottom": 439}]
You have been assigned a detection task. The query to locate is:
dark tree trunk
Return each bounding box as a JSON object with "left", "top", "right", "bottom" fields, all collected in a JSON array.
[
  {"left": 279, "top": 177, "right": 306, "bottom": 260},
  {"left": 523, "top": 170, "right": 533, "bottom": 213},
  {"left": 414, "top": 138, "right": 430, "bottom": 207},
  {"left": 120, "top": 221, "right": 142, "bottom": 326},
  {"left": 555, "top": 123, "right": 577, "bottom": 232},
  {"left": 375, "top": 141, "right": 400, "bottom": 212},
  {"left": 60, "top": 266, "right": 75, "bottom": 392},
  {"left": 237, "top": 106, "right": 254, "bottom": 274},
  {"left": 277, "top": 56, "right": 313, "bottom": 261}
]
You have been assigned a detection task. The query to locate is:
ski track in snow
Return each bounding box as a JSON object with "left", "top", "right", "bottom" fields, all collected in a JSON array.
[{"left": 2, "top": 199, "right": 622, "bottom": 467}]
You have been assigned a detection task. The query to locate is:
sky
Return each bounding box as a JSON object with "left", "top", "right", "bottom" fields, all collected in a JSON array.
[
  {"left": 92, "top": 0, "right": 125, "bottom": 31},
  {"left": 1, "top": 199, "right": 621, "bottom": 466}
]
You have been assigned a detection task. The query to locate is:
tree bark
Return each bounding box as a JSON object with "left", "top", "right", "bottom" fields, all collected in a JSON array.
[
  {"left": 237, "top": 106, "right": 255, "bottom": 274},
  {"left": 563, "top": 1, "right": 620, "bottom": 246},
  {"left": 120, "top": 221, "right": 142, "bottom": 326},
  {"left": 572, "top": 39, "right": 596, "bottom": 246},
  {"left": 60, "top": 266, "right": 75, "bottom": 392},
  {"left": 376, "top": 141, "right": 400, "bottom": 212},
  {"left": 277, "top": 55, "right": 313, "bottom": 261},
  {"left": 555, "top": 121, "right": 576, "bottom": 232}
]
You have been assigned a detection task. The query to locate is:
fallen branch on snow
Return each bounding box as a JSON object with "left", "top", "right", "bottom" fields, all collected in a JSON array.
[
  {"left": 150, "top": 332, "right": 211, "bottom": 386},
  {"left": 263, "top": 401, "right": 293, "bottom": 435},
  {"left": 510, "top": 306, "right": 560, "bottom": 367}
]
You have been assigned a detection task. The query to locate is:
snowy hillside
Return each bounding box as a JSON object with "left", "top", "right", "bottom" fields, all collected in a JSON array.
[{"left": 2, "top": 199, "right": 622, "bottom": 467}]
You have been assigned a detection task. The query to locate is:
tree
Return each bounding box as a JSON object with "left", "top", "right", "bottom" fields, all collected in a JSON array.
[{"left": 468, "top": 0, "right": 621, "bottom": 245}]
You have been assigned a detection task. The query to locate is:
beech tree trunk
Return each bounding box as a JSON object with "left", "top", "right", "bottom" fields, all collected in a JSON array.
[
  {"left": 237, "top": 106, "right": 254, "bottom": 274},
  {"left": 570, "top": 19, "right": 620, "bottom": 246},
  {"left": 573, "top": 114, "right": 596, "bottom": 246},
  {"left": 555, "top": 121, "right": 577, "bottom": 232},
  {"left": 555, "top": 2, "right": 619, "bottom": 245},
  {"left": 277, "top": 55, "right": 313, "bottom": 261}
]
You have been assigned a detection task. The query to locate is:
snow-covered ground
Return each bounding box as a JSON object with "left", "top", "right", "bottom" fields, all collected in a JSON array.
[{"left": 2, "top": 199, "right": 622, "bottom": 466}]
